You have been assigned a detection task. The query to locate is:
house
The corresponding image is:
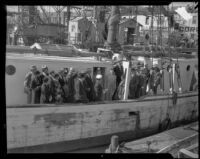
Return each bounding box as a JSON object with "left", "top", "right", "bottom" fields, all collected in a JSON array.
[{"left": 118, "top": 18, "right": 143, "bottom": 45}]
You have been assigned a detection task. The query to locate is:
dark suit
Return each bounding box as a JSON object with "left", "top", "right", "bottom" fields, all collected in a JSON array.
[
  {"left": 113, "top": 64, "right": 124, "bottom": 87},
  {"left": 128, "top": 74, "right": 139, "bottom": 99},
  {"left": 94, "top": 81, "right": 103, "bottom": 101},
  {"left": 74, "top": 77, "right": 89, "bottom": 103},
  {"left": 84, "top": 74, "right": 95, "bottom": 101},
  {"left": 31, "top": 75, "right": 42, "bottom": 104}
]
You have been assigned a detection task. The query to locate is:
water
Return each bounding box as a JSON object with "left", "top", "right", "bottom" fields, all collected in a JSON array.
[{"left": 65, "top": 145, "right": 108, "bottom": 153}]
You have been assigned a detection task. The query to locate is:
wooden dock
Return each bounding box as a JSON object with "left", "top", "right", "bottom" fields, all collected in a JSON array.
[{"left": 106, "top": 122, "right": 198, "bottom": 158}]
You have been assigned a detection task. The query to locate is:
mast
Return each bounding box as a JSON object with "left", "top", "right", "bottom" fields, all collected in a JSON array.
[
  {"left": 159, "top": 5, "right": 164, "bottom": 92},
  {"left": 167, "top": 5, "right": 174, "bottom": 93},
  {"left": 150, "top": 6, "right": 154, "bottom": 66}
]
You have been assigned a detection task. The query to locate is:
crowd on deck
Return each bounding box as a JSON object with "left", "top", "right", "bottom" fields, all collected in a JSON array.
[{"left": 23, "top": 60, "right": 166, "bottom": 104}]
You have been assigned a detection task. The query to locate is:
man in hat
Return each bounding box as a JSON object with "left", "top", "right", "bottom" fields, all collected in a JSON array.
[
  {"left": 148, "top": 67, "right": 156, "bottom": 95},
  {"left": 113, "top": 62, "right": 124, "bottom": 88},
  {"left": 49, "top": 71, "right": 56, "bottom": 103},
  {"left": 66, "top": 67, "right": 77, "bottom": 102},
  {"left": 153, "top": 66, "right": 161, "bottom": 95},
  {"left": 58, "top": 68, "right": 65, "bottom": 87},
  {"left": 40, "top": 65, "right": 49, "bottom": 82},
  {"left": 94, "top": 74, "right": 104, "bottom": 101},
  {"left": 105, "top": 68, "right": 116, "bottom": 101},
  {"left": 128, "top": 67, "right": 139, "bottom": 99},
  {"left": 31, "top": 70, "right": 42, "bottom": 104},
  {"left": 135, "top": 66, "right": 144, "bottom": 98},
  {"left": 142, "top": 64, "right": 150, "bottom": 95},
  {"left": 62, "top": 68, "right": 70, "bottom": 102},
  {"left": 74, "top": 71, "right": 89, "bottom": 103},
  {"left": 116, "top": 74, "right": 126, "bottom": 100},
  {"left": 24, "top": 65, "right": 37, "bottom": 104},
  {"left": 40, "top": 76, "right": 51, "bottom": 104},
  {"left": 53, "top": 73, "right": 64, "bottom": 103},
  {"left": 83, "top": 68, "right": 96, "bottom": 102},
  {"left": 167, "top": 64, "right": 173, "bottom": 94}
]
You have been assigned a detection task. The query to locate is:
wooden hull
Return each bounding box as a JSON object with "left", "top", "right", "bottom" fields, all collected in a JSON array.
[{"left": 7, "top": 92, "right": 198, "bottom": 153}]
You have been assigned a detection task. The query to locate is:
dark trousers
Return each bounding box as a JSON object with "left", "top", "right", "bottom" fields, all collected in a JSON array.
[{"left": 153, "top": 85, "right": 158, "bottom": 95}]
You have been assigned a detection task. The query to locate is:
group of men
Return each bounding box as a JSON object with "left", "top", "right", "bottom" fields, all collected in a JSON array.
[
  {"left": 24, "top": 65, "right": 107, "bottom": 104},
  {"left": 113, "top": 62, "right": 163, "bottom": 100},
  {"left": 129, "top": 64, "right": 162, "bottom": 99},
  {"left": 24, "top": 61, "right": 163, "bottom": 104}
]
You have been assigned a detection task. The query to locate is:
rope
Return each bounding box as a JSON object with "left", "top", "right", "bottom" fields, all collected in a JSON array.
[{"left": 160, "top": 5, "right": 164, "bottom": 91}]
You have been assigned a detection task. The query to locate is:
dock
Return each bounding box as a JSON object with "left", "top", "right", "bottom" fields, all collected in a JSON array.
[{"left": 105, "top": 122, "right": 198, "bottom": 158}]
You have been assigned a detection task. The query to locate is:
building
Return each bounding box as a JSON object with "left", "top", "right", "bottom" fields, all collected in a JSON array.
[
  {"left": 121, "top": 14, "right": 169, "bottom": 45},
  {"left": 68, "top": 17, "right": 94, "bottom": 44},
  {"left": 118, "top": 18, "right": 142, "bottom": 45}
]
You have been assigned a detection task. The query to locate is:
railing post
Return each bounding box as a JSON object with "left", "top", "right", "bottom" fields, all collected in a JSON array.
[{"left": 123, "top": 61, "right": 131, "bottom": 100}]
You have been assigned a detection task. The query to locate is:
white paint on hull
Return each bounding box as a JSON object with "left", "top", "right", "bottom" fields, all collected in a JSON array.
[{"left": 7, "top": 92, "right": 198, "bottom": 149}]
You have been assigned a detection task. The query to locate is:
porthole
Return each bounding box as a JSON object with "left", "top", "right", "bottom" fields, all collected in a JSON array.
[
  {"left": 186, "top": 65, "right": 190, "bottom": 71},
  {"left": 6, "top": 65, "right": 16, "bottom": 75}
]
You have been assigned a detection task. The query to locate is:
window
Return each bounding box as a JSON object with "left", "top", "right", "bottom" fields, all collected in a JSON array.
[
  {"left": 186, "top": 65, "right": 190, "bottom": 71},
  {"left": 6, "top": 65, "right": 16, "bottom": 75},
  {"left": 71, "top": 25, "right": 75, "bottom": 32},
  {"left": 192, "top": 16, "right": 197, "bottom": 24},
  {"left": 145, "top": 16, "right": 149, "bottom": 25}
]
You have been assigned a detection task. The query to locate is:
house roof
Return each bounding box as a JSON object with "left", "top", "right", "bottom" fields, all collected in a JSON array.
[
  {"left": 71, "top": 17, "right": 86, "bottom": 22},
  {"left": 119, "top": 18, "right": 143, "bottom": 26}
]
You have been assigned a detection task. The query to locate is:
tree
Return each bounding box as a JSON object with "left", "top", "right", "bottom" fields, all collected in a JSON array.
[{"left": 105, "top": 6, "right": 121, "bottom": 52}]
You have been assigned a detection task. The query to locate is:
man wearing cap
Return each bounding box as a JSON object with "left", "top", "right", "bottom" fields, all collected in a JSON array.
[
  {"left": 94, "top": 74, "right": 104, "bottom": 101},
  {"left": 83, "top": 69, "right": 95, "bottom": 102},
  {"left": 24, "top": 65, "right": 37, "bottom": 104},
  {"left": 40, "top": 65, "right": 50, "bottom": 86}
]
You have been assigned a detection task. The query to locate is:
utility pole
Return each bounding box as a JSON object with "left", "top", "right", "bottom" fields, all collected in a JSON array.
[
  {"left": 135, "top": 6, "right": 138, "bottom": 44},
  {"left": 67, "top": 6, "right": 70, "bottom": 44}
]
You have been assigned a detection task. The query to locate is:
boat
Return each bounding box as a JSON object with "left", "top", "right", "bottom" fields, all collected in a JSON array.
[
  {"left": 6, "top": 52, "right": 198, "bottom": 153},
  {"left": 107, "top": 122, "right": 198, "bottom": 158},
  {"left": 6, "top": 4, "right": 198, "bottom": 153}
]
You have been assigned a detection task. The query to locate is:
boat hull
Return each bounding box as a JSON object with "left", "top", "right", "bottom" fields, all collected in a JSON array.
[{"left": 7, "top": 92, "right": 198, "bottom": 153}]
